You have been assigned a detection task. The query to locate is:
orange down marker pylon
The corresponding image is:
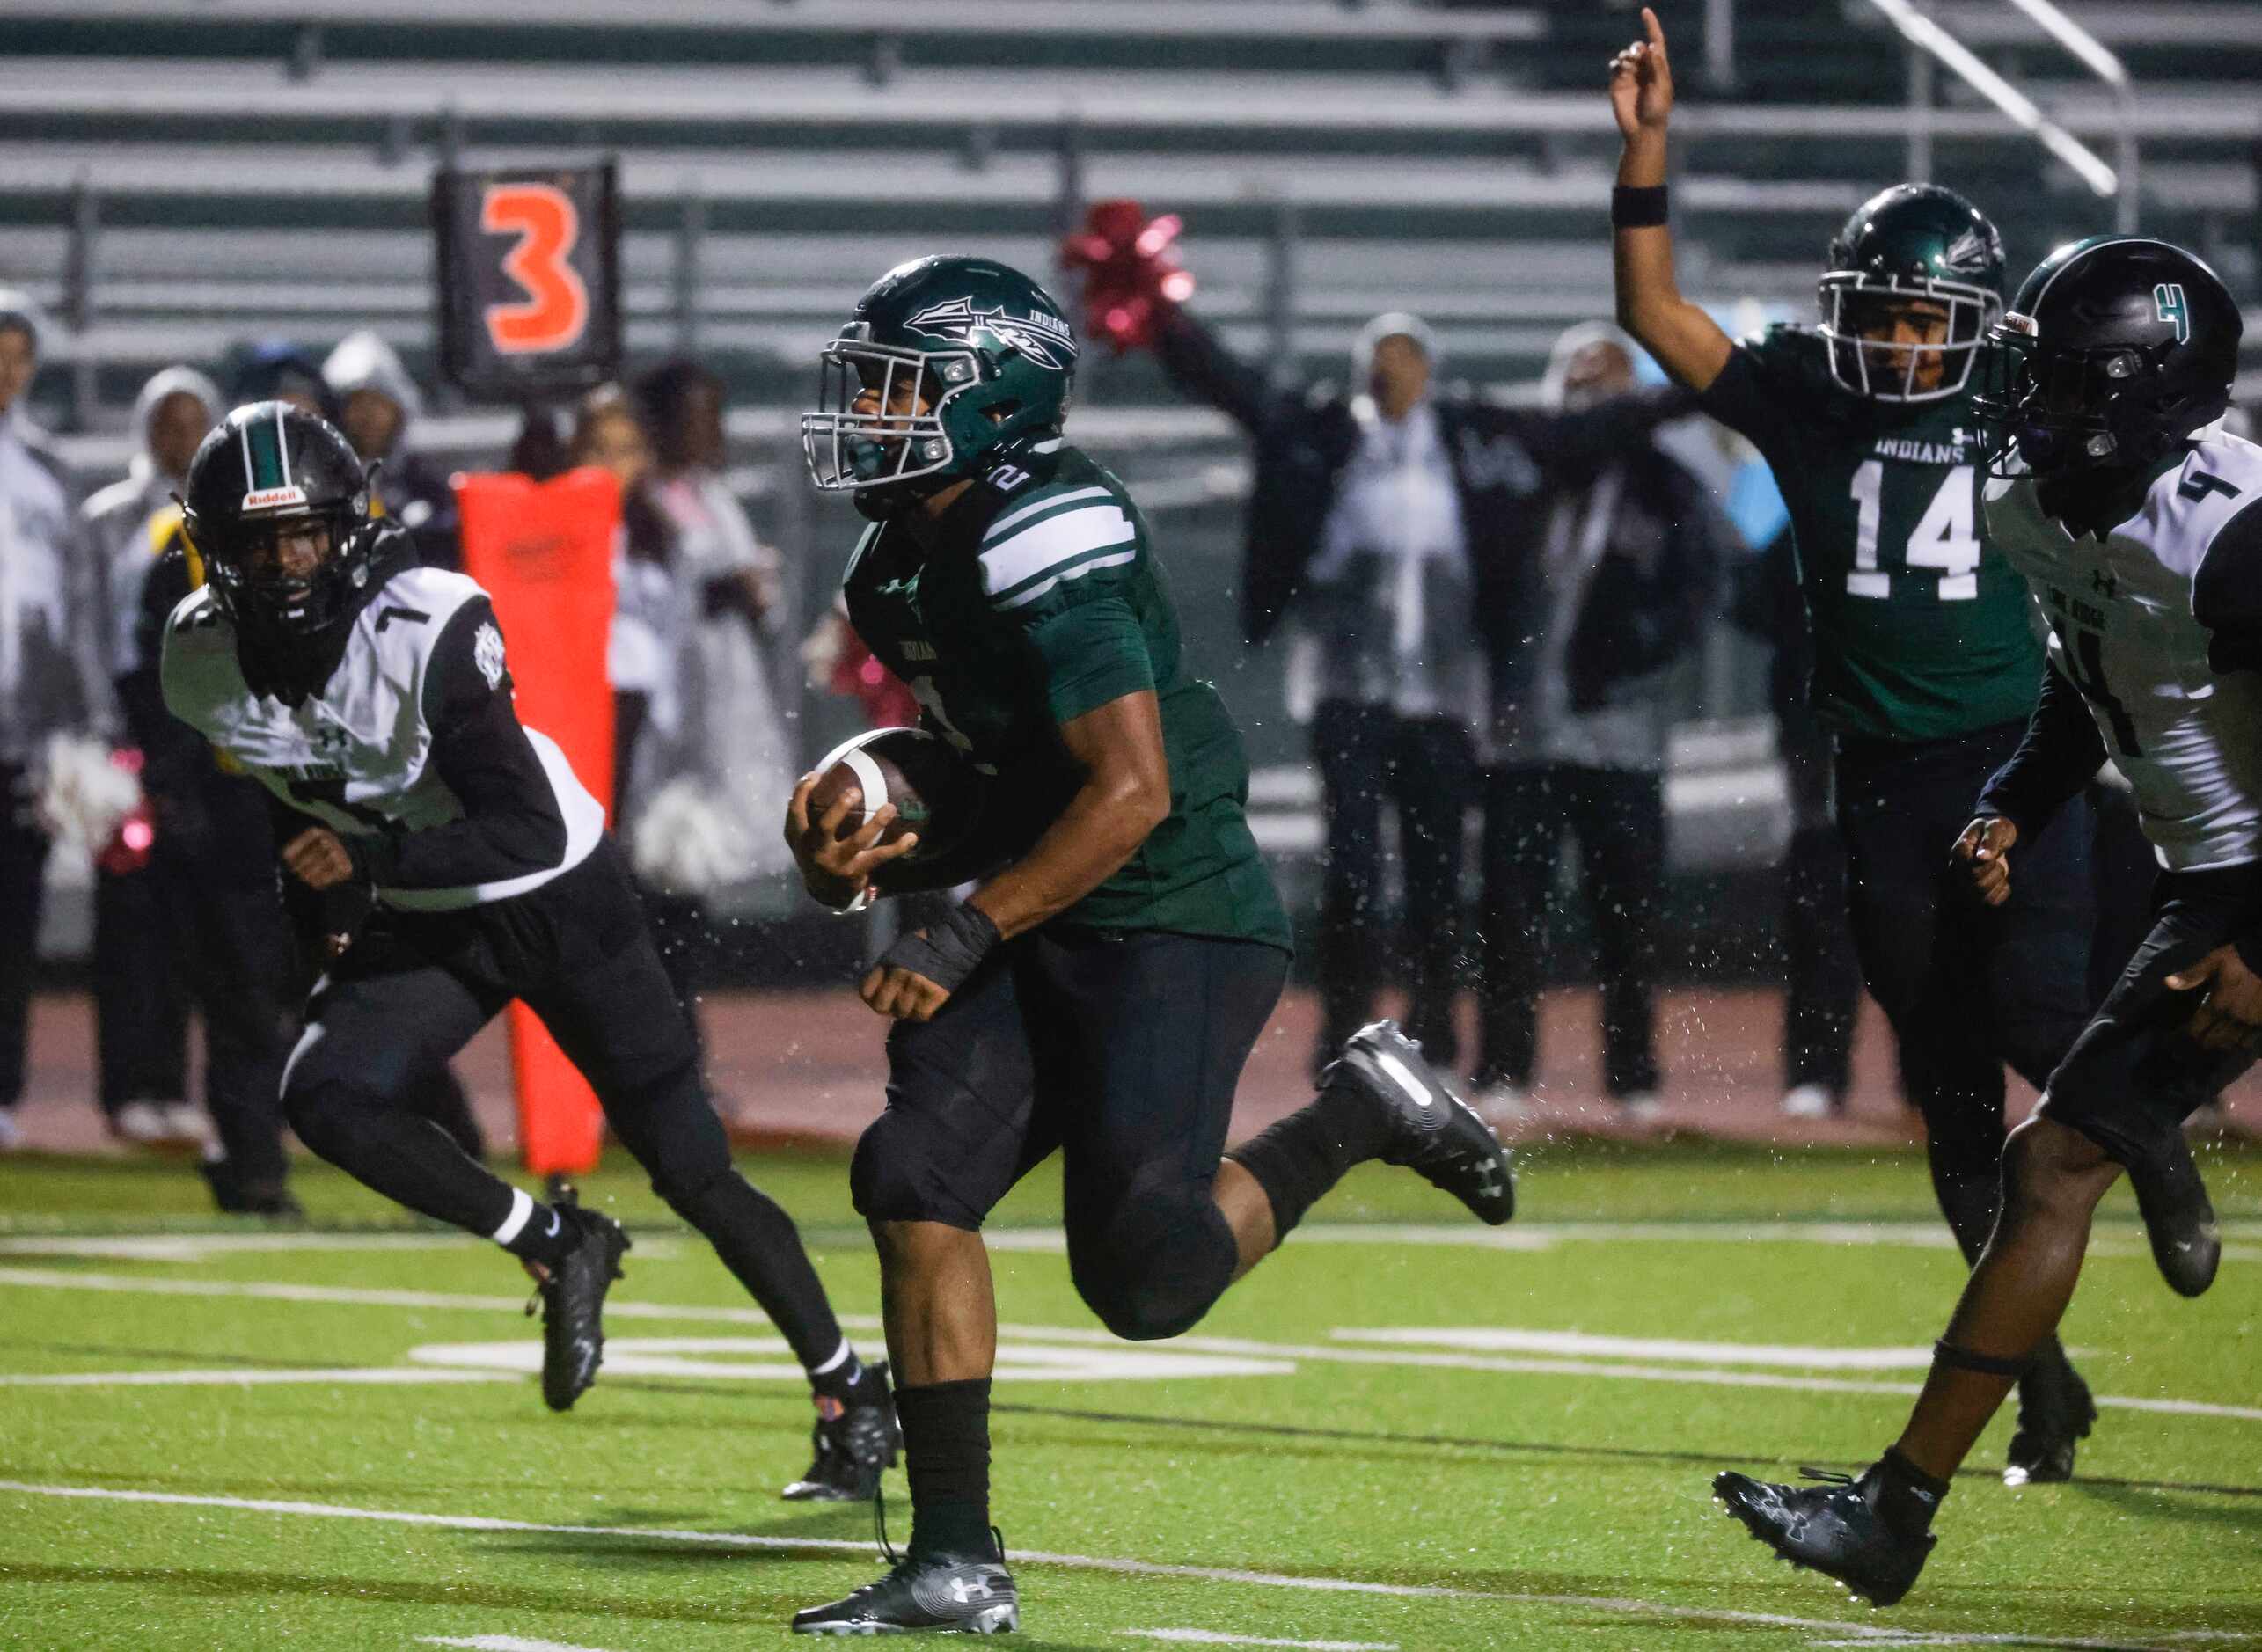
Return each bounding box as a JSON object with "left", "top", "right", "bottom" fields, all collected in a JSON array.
[{"left": 453, "top": 464, "right": 621, "bottom": 1177}]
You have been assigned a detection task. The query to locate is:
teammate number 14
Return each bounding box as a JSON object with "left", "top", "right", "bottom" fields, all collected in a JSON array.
[{"left": 1847, "top": 461, "right": 1981, "bottom": 601}]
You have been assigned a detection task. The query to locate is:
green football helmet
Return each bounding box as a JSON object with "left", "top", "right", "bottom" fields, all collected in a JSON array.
[
  {"left": 802, "top": 255, "right": 1079, "bottom": 517},
  {"left": 1819, "top": 183, "right": 2006, "bottom": 403}
]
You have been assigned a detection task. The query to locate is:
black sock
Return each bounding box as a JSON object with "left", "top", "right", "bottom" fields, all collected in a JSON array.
[
  {"left": 897, "top": 1378, "right": 996, "bottom": 1561},
  {"left": 1873, "top": 1448, "right": 1951, "bottom": 1538},
  {"left": 809, "top": 1342, "right": 868, "bottom": 1407},
  {"left": 1226, "top": 1084, "right": 1395, "bottom": 1239},
  {"left": 498, "top": 1196, "right": 574, "bottom": 1268}
]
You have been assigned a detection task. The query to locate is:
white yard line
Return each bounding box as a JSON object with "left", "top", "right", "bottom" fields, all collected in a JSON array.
[
  {"left": 0, "top": 1367, "right": 514, "bottom": 1387},
  {"left": 1333, "top": 1327, "right": 1940, "bottom": 1370},
  {"left": 0, "top": 1479, "right": 1937, "bottom": 1641},
  {"left": 1122, "top": 1632, "right": 1399, "bottom": 1650},
  {"left": 421, "top": 1638, "right": 625, "bottom": 1652},
  {"left": 1807, "top": 1634, "right": 2257, "bottom": 1649},
  {"left": 4, "top": 1268, "right": 2255, "bottom": 1421}
]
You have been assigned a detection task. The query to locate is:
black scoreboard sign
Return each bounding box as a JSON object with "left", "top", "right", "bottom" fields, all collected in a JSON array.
[{"left": 433, "top": 161, "right": 621, "bottom": 399}]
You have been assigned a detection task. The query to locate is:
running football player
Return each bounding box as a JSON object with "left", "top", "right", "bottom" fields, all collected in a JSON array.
[
  {"left": 784, "top": 256, "right": 1515, "bottom": 1636},
  {"left": 163, "top": 402, "right": 894, "bottom": 1498},
  {"left": 1609, "top": 7, "right": 2098, "bottom": 1481},
  {"left": 1714, "top": 235, "right": 2249, "bottom": 1606}
]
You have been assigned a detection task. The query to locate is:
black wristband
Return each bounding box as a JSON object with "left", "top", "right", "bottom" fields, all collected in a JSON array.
[
  {"left": 1612, "top": 184, "right": 1669, "bottom": 229},
  {"left": 876, "top": 901, "right": 1001, "bottom": 996}
]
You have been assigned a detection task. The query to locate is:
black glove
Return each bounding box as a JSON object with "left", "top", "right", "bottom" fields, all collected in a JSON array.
[{"left": 875, "top": 901, "right": 1001, "bottom": 995}]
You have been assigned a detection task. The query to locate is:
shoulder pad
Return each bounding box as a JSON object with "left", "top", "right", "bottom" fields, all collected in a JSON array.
[{"left": 977, "top": 475, "right": 1139, "bottom": 613}]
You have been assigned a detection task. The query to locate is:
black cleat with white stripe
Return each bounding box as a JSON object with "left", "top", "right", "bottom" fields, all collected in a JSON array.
[
  {"left": 531, "top": 1194, "right": 631, "bottom": 1413},
  {"left": 1324, "top": 1020, "right": 1515, "bottom": 1225},
  {"left": 791, "top": 1546, "right": 1019, "bottom": 1636},
  {"left": 1713, "top": 1465, "right": 1934, "bottom": 1607}
]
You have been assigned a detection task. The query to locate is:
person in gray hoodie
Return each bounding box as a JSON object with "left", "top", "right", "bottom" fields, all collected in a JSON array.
[
  {"left": 81, "top": 364, "right": 222, "bottom": 1145},
  {"left": 0, "top": 289, "right": 107, "bottom": 1152},
  {"left": 323, "top": 330, "right": 459, "bottom": 569}
]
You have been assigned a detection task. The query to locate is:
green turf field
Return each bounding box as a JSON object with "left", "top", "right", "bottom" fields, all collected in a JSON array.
[{"left": 1, "top": 1140, "right": 2258, "bottom": 1651}]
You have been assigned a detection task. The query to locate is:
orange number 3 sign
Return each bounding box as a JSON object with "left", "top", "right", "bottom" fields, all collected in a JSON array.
[{"left": 480, "top": 183, "right": 590, "bottom": 355}]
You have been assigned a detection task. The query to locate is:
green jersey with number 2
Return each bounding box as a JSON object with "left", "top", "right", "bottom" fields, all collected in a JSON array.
[
  {"left": 1701, "top": 324, "right": 2041, "bottom": 742},
  {"left": 841, "top": 442, "right": 1292, "bottom": 951}
]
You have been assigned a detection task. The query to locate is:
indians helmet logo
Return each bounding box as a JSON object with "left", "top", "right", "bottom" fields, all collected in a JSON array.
[
  {"left": 906, "top": 297, "right": 1078, "bottom": 370},
  {"left": 1942, "top": 226, "right": 1998, "bottom": 276}
]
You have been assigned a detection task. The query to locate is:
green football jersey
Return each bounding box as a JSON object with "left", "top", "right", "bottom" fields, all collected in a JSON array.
[
  {"left": 1701, "top": 325, "right": 2042, "bottom": 742},
  {"left": 840, "top": 443, "right": 1292, "bottom": 951}
]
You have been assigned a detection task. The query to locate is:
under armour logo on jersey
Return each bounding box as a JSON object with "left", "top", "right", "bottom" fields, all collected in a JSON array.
[
  {"left": 2154, "top": 282, "right": 2192, "bottom": 344},
  {"left": 2090, "top": 569, "right": 2118, "bottom": 601},
  {"left": 473, "top": 622, "right": 508, "bottom": 691}
]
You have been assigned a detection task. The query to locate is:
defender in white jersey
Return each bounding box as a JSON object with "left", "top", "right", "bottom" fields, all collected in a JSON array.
[
  {"left": 165, "top": 403, "right": 898, "bottom": 1496},
  {"left": 1714, "top": 238, "right": 2250, "bottom": 1606}
]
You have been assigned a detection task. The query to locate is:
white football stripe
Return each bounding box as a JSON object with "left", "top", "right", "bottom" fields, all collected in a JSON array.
[
  {"left": 1334, "top": 1328, "right": 1940, "bottom": 1371},
  {"left": 982, "top": 507, "right": 1136, "bottom": 596},
  {"left": 1123, "top": 1634, "right": 1398, "bottom": 1651},
  {"left": 983, "top": 484, "right": 1110, "bottom": 544},
  {"left": 996, "top": 550, "right": 1138, "bottom": 610},
  {"left": 422, "top": 1638, "right": 623, "bottom": 1652}
]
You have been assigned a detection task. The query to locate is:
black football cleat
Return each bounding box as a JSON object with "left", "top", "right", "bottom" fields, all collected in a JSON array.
[
  {"left": 1324, "top": 1020, "right": 1514, "bottom": 1224},
  {"left": 528, "top": 1190, "right": 631, "bottom": 1413},
  {"left": 2127, "top": 1129, "right": 2221, "bottom": 1297},
  {"left": 2004, "top": 1343, "right": 2096, "bottom": 1487},
  {"left": 784, "top": 1360, "right": 903, "bottom": 1502},
  {"left": 198, "top": 1159, "right": 306, "bottom": 1221},
  {"left": 1713, "top": 1465, "right": 1934, "bottom": 1607},
  {"left": 791, "top": 1544, "right": 1019, "bottom": 1635}
]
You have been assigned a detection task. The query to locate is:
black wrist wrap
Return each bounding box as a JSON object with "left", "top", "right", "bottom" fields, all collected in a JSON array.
[{"left": 878, "top": 902, "right": 1001, "bottom": 995}]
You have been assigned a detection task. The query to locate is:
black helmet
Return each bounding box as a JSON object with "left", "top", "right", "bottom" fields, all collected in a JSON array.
[
  {"left": 179, "top": 401, "right": 389, "bottom": 646},
  {"left": 1975, "top": 236, "right": 2243, "bottom": 480},
  {"left": 1819, "top": 183, "right": 2006, "bottom": 403}
]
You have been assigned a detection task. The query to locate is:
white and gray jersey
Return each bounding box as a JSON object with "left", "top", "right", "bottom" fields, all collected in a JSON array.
[
  {"left": 1983, "top": 425, "right": 2262, "bottom": 871},
  {"left": 160, "top": 564, "right": 606, "bottom": 910}
]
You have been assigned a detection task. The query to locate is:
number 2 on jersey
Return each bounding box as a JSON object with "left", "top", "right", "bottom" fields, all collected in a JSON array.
[{"left": 1847, "top": 462, "right": 1980, "bottom": 602}]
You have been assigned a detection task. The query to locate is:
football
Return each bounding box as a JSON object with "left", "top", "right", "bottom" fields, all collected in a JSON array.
[{"left": 807, "top": 726, "right": 982, "bottom": 863}]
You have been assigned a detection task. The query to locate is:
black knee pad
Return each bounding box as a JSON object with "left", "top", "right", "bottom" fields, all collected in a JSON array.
[
  {"left": 850, "top": 1111, "right": 983, "bottom": 1228},
  {"left": 1069, "top": 1193, "right": 1235, "bottom": 1343},
  {"left": 281, "top": 1078, "right": 362, "bottom": 1164}
]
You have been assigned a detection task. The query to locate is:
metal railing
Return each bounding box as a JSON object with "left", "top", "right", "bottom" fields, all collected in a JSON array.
[
  {"left": 1860, "top": 0, "right": 2123, "bottom": 210},
  {"left": 1995, "top": 0, "right": 2140, "bottom": 232}
]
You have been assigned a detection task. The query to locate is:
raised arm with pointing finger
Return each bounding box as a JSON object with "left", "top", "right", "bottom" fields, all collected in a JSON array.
[{"left": 1608, "top": 7, "right": 1732, "bottom": 392}]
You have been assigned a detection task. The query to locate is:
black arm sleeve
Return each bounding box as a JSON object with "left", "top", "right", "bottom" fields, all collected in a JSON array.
[
  {"left": 348, "top": 598, "right": 568, "bottom": 891},
  {"left": 1973, "top": 660, "right": 2108, "bottom": 839},
  {"left": 1151, "top": 305, "right": 1287, "bottom": 435},
  {"left": 2192, "top": 496, "right": 2262, "bottom": 675},
  {"left": 1474, "top": 384, "right": 1698, "bottom": 480}
]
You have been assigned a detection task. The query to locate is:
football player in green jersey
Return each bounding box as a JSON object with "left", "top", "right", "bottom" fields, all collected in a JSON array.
[
  {"left": 782, "top": 256, "right": 1516, "bottom": 1636},
  {"left": 1610, "top": 8, "right": 2099, "bottom": 1484}
]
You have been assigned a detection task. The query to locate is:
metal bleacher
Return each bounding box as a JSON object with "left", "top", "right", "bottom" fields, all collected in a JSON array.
[{"left": 6, "top": 0, "right": 2255, "bottom": 439}]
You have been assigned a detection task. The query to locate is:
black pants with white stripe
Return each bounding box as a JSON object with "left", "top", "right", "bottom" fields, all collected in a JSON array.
[{"left": 282, "top": 837, "right": 846, "bottom": 1369}]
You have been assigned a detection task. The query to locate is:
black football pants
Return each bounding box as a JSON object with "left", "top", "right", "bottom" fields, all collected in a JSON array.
[
  {"left": 1781, "top": 716, "right": 1861, "bottom": 1097},
  {"left": 0, "top": 776, "right": 47, "bottom": 1114},
  {"left": 852, "top": 927, "right": 1291, "bottom": 1341},
  {"left": 1834, "top": 722, "right": 2094, "bottom": 1261},
  {"left": 281, "top": 837, "right": 845, "bottom": 1368},
  {"left": 1476, "top": 763, "right": 1665, "bottom": 1097},
  {"left": 1312, "top": 701, "right": 1477, "bottom": 1065},
  {"left": 92, "top": 860, "right": 191, "bottom": 1111}
]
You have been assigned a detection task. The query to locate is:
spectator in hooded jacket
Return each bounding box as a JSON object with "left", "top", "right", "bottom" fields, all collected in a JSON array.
[
  {"left": 324, "top": 330, "right": 460, "bottom": 570},
  {"left": 1152, "top": 301, "right": 1690, "bottom": 1075},
  {"left": 1471, "top": 323, "right": 1734, "bottom": 1121},
  {"left": 81, "top": 363, "right": 221, "bottom": 1145},
  {"left": 0, "top": 291, "right": 107, "bottom": 1153}
]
